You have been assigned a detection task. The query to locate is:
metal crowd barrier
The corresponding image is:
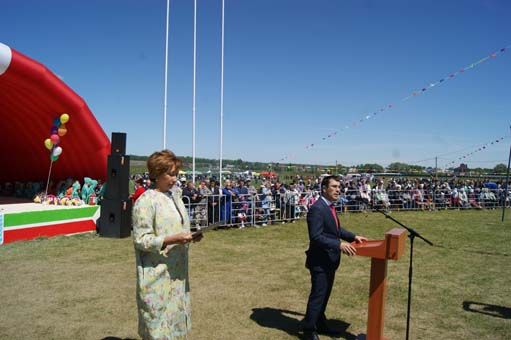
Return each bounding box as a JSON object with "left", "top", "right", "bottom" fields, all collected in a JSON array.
[
  {"left": 179, "top": 188, "right": 510, "bottom": 228},
  {"left": 181, "top": 192, "right": 311, "bottom": 228},
  {"left": 337, "top": 188, "right": 509, "bottom": 212}
]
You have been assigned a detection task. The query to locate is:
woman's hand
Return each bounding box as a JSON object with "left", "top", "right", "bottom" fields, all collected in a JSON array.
[
  {"left": 175, "top": 232, "right": 193, "bottom": 244},
  {"left": 163, "top": 232, "right": 193, "bottom": 246}
]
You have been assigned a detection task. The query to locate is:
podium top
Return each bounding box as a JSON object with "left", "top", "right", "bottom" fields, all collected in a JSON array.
[{"left": 352, "top": 228, "right": 406, "bottom": 260}]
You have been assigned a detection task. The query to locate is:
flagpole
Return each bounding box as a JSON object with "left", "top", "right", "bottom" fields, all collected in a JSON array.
[
  {"left": 163, "top": 0, "right": 170, "bottom": 149},
  {"left": 219, "top": 0, "right": 225, "bottom": 190},
  {"left": 192, "top": 0, "right": 197, "bottom": 184},
  {"left": 502, "top": 125, "right": 511, "bottom": 222}
]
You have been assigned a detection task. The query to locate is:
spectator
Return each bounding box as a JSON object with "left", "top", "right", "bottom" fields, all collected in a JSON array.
[
  {"left": 468, "top": 188, "right": 482, "bottom": 209},
  {"left": 358, "top": 178, "right": 371, "bottom": 210},
  {"left": 221, "top": 179, "right": 236, "bottom": 224},
  {"left": 196, "top": 181, "right": 210, "bottom": 227},
  {"left": 275, "top": 182, "right": 287, "bottom": 223},
  {"left": 458, "top": 188, "right": 470, "bottom": 208},
  {"left": 131, "top": 177, "right": 146, "bottom": 203},
  {"left": 208, "top": 180, "right": 221, "bottom": 224},
  {"left": 237, "top": 202, "right": 249, "bottom": 229},
  {"left": 373, "top": 180, "right": 390, "bottom": 210},
  {"left": 285, "top": 183, "right": 300, "bottom": 221},
  {"left": 144, "top": 178, "right": 152, "bottom": 189},
  {"left": 182, "top": 181, "right": 202, "bottom": 227},
  {"left": 260, "top": 182, "right": 272, "bottom": 226}
]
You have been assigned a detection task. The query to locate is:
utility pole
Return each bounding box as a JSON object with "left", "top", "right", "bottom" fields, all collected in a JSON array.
[
  {"left": 435, "top": 156, "right": 438, "bottom": 180},
  {"left": 502, "top": 125, "right": 511, "bottom": 222}
]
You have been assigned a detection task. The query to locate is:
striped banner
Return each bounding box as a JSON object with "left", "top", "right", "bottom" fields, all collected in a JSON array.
[
  {"left": 0, "top": 213, "right": 4, "bottom": 245},
  {"left": 443, "top": 135, "right": 509, "bottom": 169},
  {"left": 1, "top": 206, "right": 100, "bottom": 245},
  {"left": 277, "top": 44, "right": 510, "bottom": 162}
]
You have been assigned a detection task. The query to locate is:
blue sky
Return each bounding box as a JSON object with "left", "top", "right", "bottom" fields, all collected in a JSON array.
[{"left": 2, "top": 0, "right": 510, "bottom": 168}]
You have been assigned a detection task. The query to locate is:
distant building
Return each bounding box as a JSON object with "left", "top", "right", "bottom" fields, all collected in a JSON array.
[{"left": 454, "top": 163, "right": 468, "bottom": 175}]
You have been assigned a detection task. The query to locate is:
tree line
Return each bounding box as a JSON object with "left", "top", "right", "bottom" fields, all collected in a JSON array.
[{"left": 129, "top": 155, "right": 508, "bottom": 175}]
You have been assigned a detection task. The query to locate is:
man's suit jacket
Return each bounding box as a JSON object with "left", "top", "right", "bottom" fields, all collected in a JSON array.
[
  {"left": 209, "top": 187, "right": 220, "bottom": 204},
  {"left": 305, "top": 198, "right": 356, "bottom": 272}
]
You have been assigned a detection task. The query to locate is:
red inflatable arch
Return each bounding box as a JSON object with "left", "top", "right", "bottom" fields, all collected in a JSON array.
[{"left": 0, "top": 42, "right": 110, "bottom": 183}]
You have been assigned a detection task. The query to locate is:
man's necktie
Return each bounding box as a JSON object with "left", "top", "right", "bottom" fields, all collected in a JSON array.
[{"left": 329, "top": 204, "right": 339, "bottom": 229}]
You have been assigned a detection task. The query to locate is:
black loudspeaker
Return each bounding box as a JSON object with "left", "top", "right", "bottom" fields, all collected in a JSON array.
[
  {"left": 105, "top": 155, "right": 130, "bottom": 199},
  {"left": 98, "top": 199, "right": 132, "bottom": 238},
  {"left": 111, "top": 132, "right": 127, "bottom": 155}
]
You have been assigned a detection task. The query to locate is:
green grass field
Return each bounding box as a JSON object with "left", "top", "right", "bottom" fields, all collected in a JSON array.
[{"left": 0, "top": 210, "right": 510, "bottom": 339}]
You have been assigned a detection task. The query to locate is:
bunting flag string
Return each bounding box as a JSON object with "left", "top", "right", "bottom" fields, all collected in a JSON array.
[
  {"left": 442, "top": 135, "right": 509, "bottom": 169},
  {"left": 277, "top": 44, "right": 510, "bottom": 162}
]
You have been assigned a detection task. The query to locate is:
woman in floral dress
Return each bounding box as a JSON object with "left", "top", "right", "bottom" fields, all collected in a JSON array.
[{"left": 132, "top": 150, "right": 203, "bottom": 340}]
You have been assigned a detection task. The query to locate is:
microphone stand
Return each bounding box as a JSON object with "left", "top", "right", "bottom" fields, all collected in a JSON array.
[{"left": 361, "top": 198, "right": 433, "bottom": 340}]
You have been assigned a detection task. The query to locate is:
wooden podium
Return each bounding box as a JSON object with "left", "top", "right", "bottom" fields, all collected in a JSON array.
[{"left": 352, "top": 228, "right": 407, "bottom": 340}]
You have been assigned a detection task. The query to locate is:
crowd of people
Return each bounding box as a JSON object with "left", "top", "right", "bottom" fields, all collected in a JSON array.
[
  {"left": 2, "top": 172, "right": 507, "bottom": 215},
  {"left": 364, "top": 176, "right": 508, "bottom": 211},
  {"left": 131, "top": 174, "right": 303, "bottom": 228},
  {"left": 129, "top": 172, "right": 510, "bottom": 228}
]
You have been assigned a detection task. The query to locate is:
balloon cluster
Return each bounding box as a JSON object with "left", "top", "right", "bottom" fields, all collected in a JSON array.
[{"left": 44, "top": 113, "right": 70, "bottom": 162}]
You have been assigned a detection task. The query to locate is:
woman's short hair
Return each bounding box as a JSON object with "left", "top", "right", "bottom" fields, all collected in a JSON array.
[{"left": 147, "top": 150, "right": 182, "bottom": 180}]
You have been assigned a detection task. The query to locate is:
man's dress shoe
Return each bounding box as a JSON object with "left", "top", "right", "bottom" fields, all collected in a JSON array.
[
  {"left": 303, "top": 330, "right": 320, "bottom": 340},
  {"left": 317, "top": 324, "right": 341, "bottom": 336}
]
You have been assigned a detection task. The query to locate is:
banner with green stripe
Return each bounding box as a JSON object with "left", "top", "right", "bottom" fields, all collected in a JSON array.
[{"left": 3, "top": 206, "right": 99, "bottom": 228}]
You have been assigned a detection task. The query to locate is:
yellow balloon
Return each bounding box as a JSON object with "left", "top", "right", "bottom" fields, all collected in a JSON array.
[
  {"left": 60, "top": 113, "right": 70, "bottom": 124},
  {"left": 58, "top": 124, "right": 67, "bottom": 137},
  {"left": 44, "top": 138, "right": 52, "bottom": 150}
]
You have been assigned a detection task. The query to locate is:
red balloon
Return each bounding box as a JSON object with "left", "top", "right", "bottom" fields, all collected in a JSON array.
[{"left": 50, "top": 134, "right": 60, "bottom": 145}]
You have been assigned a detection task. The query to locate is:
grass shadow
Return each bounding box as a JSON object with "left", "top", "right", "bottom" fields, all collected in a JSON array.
[
  {"left": 250, "top": 307, "right": 357, "bottom": 339},
  {"left": 101, "top": 337, "right": 137, "bottom": 340},
  {"left": 463, "top": 301, "right": 511, "bottom": 319}
]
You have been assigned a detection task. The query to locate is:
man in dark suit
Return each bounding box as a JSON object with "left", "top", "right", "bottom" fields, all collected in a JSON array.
[
  {"left": 208, "top": 180, "right": 221, "bottom": 224},
  {"left": 302, "top": 175, "right": 367, "bottom": 340}
]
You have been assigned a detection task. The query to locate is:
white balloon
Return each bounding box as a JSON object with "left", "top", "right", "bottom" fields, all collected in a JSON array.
[{"left": 52, "top": 146, "right": 63, "bottom": 157}]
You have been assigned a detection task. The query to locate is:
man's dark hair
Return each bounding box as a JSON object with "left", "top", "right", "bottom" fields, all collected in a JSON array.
[{"left": 321, "top": 175, "right": 341, "bottom": 192}]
